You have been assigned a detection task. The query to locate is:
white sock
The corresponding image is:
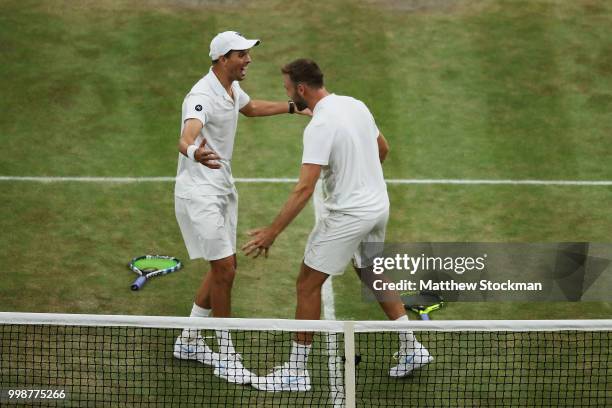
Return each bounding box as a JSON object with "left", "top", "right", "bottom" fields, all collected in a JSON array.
[
  {"left": 216, "top": 330, "right": 237, "bottom": 357},
  {"left": 180, "top": 303, "right": 211, "bottom": 342},
  {"left": 190, "top": 303, "right": 212, "bottom": 318},
  {"left": 289, "top": 341, "right": 312, "bottom": 370},
  {"left": 395, "top": 315, "right": 420, "bottom": 352}
]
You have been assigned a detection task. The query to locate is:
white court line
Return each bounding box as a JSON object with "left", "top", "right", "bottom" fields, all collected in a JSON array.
[
  {"left": 0, "top": 176, "right": 611, "bottom": 186},
  {"left": 385, "top": 178, "right": 612, "bottom": 186},
  {"left": 314, "top": 180, "right": 345, "bottom": 408},
  {"left": 322, "top": 278, "right": 344, "bottom": 408},
  {"left": 322, "top": 279, "right": 337, "bottom": 321}
]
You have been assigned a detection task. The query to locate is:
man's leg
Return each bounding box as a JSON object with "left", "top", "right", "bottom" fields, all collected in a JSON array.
[
  {"left": 353, "top": 265, "right": 418, "bottom": 349},
  {"left": 174, "top": 196, "right": 219, "bottom": 363},
  {"left": 192, "top": 253, "right": 237, "bottom": 311},
  {"left": 176, "top": 253, "right": 243, "bottom": 368},
  {"left": 292, "top": 262, "right": 328, "bottom": 371},
  {"left": 295, "top": 262, "right": 329, "bottom": 343},
  {"left": 180, "top": 270, "right": 213, "bottom": 343},
  {"left": 181, "top": 254, "right": 235, "bottom": 342},
  {"left": 193, "top": 269, "right": 213, "bottom": 310},
  {"left": 196, "top": 255, "right": 241, "bottom": 361},
  {"left": 353, "top": 266, "right": 433, "bottom": 377},
  {"left": 208, "top": 254, "right": 236, "bottom": 318},
  {"left": 205, "top": 254, "right": 238, "bottom": 355},
  {"left": 252, "top": 262, "right": 327, "bottom": 392},
  {"left": 174, "top": 264, "right": 222, "bottom": 367},
  {"left": 206, "top": 253, "right": 253, "bottom": 384},
  {"left": 182, "top": 253, "right": 236, "bottom": 339},
  {"left": 353, "top": 265, "right": 405, "bottom": 320}
]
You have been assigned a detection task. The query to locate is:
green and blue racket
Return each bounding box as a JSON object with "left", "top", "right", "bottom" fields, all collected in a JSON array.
[
  {"left": 401, "top": 291, "right": 444, "bottom": 320},
  {"left": 128, "top": 255, "right": 182, "bottom": 291}
]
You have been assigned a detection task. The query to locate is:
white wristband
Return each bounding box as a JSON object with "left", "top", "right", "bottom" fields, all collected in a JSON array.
[{"left": 186, "top": 144, "right": 198, "bottom": 161}]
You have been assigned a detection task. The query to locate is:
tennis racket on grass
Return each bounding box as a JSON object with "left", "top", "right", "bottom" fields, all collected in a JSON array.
[
  {"left": 128, "top": 255, "right": 182, "bottom": 291},
  {"left": 401, "top": 291, "right": 444, "bottom": 320}
]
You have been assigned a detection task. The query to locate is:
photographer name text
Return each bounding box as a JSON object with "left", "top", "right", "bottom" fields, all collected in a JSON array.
[{"left": 373, "top": 279, "right": 543, "bottom": 292}]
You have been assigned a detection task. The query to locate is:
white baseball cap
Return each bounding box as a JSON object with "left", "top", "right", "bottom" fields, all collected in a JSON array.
[{"left": 209, "top": 31, "right": 260, "bottom": 60}]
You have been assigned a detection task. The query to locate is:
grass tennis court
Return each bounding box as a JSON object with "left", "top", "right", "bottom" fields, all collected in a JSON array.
[{"left": 1, "top": 0, "right": 611, "bottom": 406}]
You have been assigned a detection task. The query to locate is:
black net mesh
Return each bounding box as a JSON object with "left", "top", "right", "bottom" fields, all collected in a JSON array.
[
  {"left": 356, "top": 330, "right": 610, "bottom": 407},
  {"left": 0, "top": 321, "right": 610, "bottom": 407}
]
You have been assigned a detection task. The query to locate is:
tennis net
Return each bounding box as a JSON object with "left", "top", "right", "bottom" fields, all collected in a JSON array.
[{"left": 0, "top": 313, "right": 610, "bottom": 407}]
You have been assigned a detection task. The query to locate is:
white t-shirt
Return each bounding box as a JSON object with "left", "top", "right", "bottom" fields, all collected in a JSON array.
[
  {"left": 175, "top": 68, "right": 250, "bottom": 197},
  {"left": 302, "top": 94, "right": 389, "bottom": 217}
]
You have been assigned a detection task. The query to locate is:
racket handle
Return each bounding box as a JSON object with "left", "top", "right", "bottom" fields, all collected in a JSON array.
[
  {"left": 420, "top": 313, "right": 430, "bottom": 321},
  {"left": 131, "top": 276, "right": 147, "bottom": 291}
]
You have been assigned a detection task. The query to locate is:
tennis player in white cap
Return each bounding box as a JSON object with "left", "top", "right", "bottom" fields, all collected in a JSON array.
[{"left": 173, "top": 31, "right": 310, "bottom": 385}]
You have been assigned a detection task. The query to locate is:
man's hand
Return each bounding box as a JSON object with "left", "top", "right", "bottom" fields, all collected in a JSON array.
[
  {"left": 194, "top": 140, "right": 221, "bottom": 169},
  {"left": 242, "top": 227, "right": 278, "bottom": 258},
  {"left": 296, "top": 107, "right": 313, "bottom": 117},
  {"left": 179, "top": 119, "right": 221, "bottom": 169},
  {"left": 241, "top": 164, "right": 320, "bottom": 259}
]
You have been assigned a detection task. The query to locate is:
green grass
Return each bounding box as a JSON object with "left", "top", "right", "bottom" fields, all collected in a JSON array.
[
  {"left": 1, "top": 182, "right": 610, "bottom": 318},
  {"left": 1, "top": 0, "right": 611, "bottom": 406}
]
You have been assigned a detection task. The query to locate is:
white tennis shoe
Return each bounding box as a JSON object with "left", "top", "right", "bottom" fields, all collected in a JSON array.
[
  {"left": 389, "top": 345, "right": 433, "bottom": 377},
  {"left": 214, "top": 354, "right": 256, "bottom": 385},
  {"left": 251, "top": 362, "right": 311, "bottom": 392},
  {"left": 173, "top": 335, "right": 219, "bottom": 366}
]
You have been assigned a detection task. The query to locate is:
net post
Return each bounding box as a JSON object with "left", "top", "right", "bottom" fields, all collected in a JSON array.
[{"left": 343, "top": 321, "right": 356, "bottom": 408}]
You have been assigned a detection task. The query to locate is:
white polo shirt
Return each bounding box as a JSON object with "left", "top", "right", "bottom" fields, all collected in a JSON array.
[
  {"left": 175, "top": 68, "right": 250, "bottom": 198},
  {"left": 302, "top": 94, "right": 389, "bottom": 218}
]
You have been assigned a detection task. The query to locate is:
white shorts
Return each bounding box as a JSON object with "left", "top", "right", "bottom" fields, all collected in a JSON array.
[
  {"left": 305, "top": 191, "right": 388, "bottom": 275},
  {"left": 175, "top": 189, "right": 238, "bottom": 261}
]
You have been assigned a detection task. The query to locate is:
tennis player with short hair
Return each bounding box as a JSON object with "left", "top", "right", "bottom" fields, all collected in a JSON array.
[
  {"left": 243, "top": 59, "right": 432, "bottom": 391},
  {"left": 173, "top": 31, "right": 309, "bottom": 385}
]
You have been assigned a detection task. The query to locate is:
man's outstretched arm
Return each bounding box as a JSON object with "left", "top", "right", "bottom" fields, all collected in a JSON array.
[
  {"left": 242, "top": 163, "right": 321, "bottom": 258},
  {"left": 240, "top": 100, "right": 312, "bottom": 117}
]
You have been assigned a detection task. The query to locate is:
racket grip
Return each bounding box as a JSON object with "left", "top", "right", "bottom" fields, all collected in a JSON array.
[
  {"left": 131, "top": 276, "right": 147, "bottom": 291},
  {"left": 420, "top": 313, "right": 430, "bottom": 321}
]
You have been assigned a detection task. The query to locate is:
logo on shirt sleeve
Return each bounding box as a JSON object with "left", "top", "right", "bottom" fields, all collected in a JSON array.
[{"left": 195, "top": 105, "right": 203, "bottom": 112}]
